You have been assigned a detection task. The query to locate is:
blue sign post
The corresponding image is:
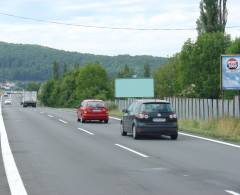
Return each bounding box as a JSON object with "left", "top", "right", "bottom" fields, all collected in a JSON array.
[{"left": 221, "top": 55, "right": 240, "bottom": 90}]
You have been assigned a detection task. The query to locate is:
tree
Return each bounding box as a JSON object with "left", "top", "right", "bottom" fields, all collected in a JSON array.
[
  {"left": 52, "top": 61, "right": 60, "bottom": 80},
  {"left": 197, "top": 0, "right": 227, "bottom": 35},
  {"left": 63, "top": 63, "right": 68, "bottom": 74},
  {"left": 26, "top": 81, "right": 40, "bottom": 91},
  {"left": 40, "top": 63, "right": 113, "bottom": 107},
  {"left": 226, "top": 37, "right": 240, "bottom": 54},
  {"left": 117, "top": 64, "right": 134, "bottom": 78},
  {"left": 154, "top": 58, "right": 179, "bottom": 97},
  {"left": 39, "top": 80, "right": 55, "bottom": 106},
  {"left": 75, "top": 63, "right": 111, "bottom": 101},
  {"left": 144, "top": 64, "right": 151, "bottom": 77},
  {"left": 154, "top": 32, "right": 231, "bottom": 98}
]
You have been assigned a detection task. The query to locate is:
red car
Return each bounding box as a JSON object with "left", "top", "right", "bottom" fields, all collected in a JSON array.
[{"left": 77, "top": 100, "right": 109, "bottom": 123}]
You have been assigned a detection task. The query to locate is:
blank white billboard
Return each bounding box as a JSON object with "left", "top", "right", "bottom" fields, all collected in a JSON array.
[{"left": 115, "top": 79, "right": 154, "bottom": 98}]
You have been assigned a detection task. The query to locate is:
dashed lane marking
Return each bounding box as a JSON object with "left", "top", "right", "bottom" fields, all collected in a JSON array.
[
  {"left": 225, "top": 190, "right": 240, "bottom": 195},
  {"left": 115, "top": 144, "right": 149, "bottom": 158},
  {"left": 78, "top": 128, "right": 94, "bottom": 135},
  {"left": 58, "top": 119, "right": 68, "bottom": 124}
]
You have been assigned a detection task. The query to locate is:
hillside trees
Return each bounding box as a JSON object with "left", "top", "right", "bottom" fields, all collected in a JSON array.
[
  {"left": 117, "top": 64, "right": 135, "bottom": 78},
  {"left": 144, "top": 64, "right": 151, "bottom": 77},
  {"left": 0, "top": 42, "right": 167, "bottom": 81}
]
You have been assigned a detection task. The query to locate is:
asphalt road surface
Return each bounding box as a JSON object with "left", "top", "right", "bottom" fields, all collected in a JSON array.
[{"left": 1, "top": 94, "right": 240, "bottom": 195}]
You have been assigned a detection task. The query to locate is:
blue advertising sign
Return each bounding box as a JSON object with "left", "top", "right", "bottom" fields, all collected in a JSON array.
[{"left": 222, "top": 55, "right": 240, "bottom": 90}]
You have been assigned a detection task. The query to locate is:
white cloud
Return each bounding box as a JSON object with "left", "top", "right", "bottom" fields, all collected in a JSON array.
[{"left": 0, "top": 0, "right": 238, "bottom": 57}]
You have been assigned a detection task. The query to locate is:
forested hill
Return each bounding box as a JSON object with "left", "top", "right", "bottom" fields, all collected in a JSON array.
[{"left": 0, "top": 42, "right": 168, "bottom": 81}]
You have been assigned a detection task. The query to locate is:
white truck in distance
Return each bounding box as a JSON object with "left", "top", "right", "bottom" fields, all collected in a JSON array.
[{"left": 22, "top": 91, "right": 37, "bottom": 107}]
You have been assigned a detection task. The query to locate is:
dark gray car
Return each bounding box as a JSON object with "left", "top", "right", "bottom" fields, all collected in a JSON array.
[{"left": 121, "top": 99, "right": 178, "bottom": 140}]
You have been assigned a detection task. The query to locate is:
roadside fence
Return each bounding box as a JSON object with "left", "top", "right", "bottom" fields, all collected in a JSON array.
[{"left": 113, "top": 96, "right": 240, "bottom": 120}]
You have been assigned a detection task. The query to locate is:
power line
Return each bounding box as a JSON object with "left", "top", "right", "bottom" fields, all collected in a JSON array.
[
  {"left": 0, "top": 12, "right": 196, "bottom": 31},
  {"left": 0, "top": 12, "right": 239, "bottom": 31}
]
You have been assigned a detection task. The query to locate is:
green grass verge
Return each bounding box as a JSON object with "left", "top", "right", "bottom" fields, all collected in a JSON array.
[
  {"left": 179, "top": 118, "right": 240, "bottom": 143},
  {"left": 109, "top": 108, "right": 122, "bottom": 118}
]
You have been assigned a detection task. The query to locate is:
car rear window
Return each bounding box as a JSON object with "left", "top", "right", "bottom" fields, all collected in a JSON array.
[
  {"left": 141, "top": 103, "right": 173, "bottom": 113},
  {"left": 86, "top": 101, "right": 105, "bottom": 108}
]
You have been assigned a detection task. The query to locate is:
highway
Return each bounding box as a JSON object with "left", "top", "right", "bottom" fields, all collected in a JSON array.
[{"left": 1, "top": 94, "right": 240, "bottom": 195}]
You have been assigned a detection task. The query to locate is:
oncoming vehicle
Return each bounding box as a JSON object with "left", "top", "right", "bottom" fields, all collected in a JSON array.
[
  {"left": 76, "top": 100, "right": 109, "bottom": 123},
  {"left": 121, "top": 99, "right": 178, "bottom": 140},
  {"left": 4, "top": 99, "right": 12, "bottom": 105}
]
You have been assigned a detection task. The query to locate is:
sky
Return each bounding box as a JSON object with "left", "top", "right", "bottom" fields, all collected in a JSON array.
[{"left": 0, "top": 0, "right": 239, "bottom": 57}]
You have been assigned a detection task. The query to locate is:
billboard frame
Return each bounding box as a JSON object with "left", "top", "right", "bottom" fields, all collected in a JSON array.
[{"left": 221, "top": 54, "right": 240, "bottom": 91}]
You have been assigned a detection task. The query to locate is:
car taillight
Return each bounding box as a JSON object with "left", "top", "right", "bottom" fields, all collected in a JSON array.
[
  {"left": 169, "top": 114, "right": 177, "bottom": 119},
  {"left": 136, "top": 113, "right": 149, "bottom": 119}
]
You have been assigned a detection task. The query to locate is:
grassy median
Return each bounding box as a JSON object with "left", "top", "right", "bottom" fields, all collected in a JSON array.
[{"left": 179, "top": 118, "right": 240, "bottom": 143}]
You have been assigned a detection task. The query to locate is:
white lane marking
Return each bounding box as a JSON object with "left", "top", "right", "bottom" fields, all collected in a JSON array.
[
  {"left": 78, "top": 128, "right": 94, "bottom": 135},
  {"left": 110, "top": 116, "right": 240, "bottom": 149},
  {"left": 109, "top": 116, "right": 121, "bottom": 121},
  {"left": 225, "top": 190, "right": 240, "bottom": 195},
  {"left": 115, "top": 144, "right": 149, "bottom": 158},
  {"left": 0, "top": 96, "right": 28, "bottom": 195},
  {"left": 179, "top": 132, "right": 240, "bottom": 149},
  {"left": 40, "top": 111, "right": 44, "bottom": 114},
  {"left": 47, "top": 115, "right": 54, "bottom": 118},
  {"left": 58, "top": 119, "right": 68, "bottom": 124}
]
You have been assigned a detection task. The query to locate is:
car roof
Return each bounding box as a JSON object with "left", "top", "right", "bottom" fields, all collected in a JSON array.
[
  {"left": 82, "top": 99, "right": 104, "bottom": 102},
  {"left": 134, "top": 99, "right": 170, "bottom": 104}
]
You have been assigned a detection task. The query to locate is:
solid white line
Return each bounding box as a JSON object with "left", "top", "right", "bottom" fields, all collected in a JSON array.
[
  {"left": 115, "top": 144, "right": 149, "bottom": 158},
  {"left": 225, "top": 190, "right": 240, "bottom": 195},
  {"left": 78, "top": 128, "right": 94, "bottom": 135},
  {"left": 179, "top": 132, "right": 240, "bottom": 149},
  {"left": 0, "top": 96, "right": 28, "bottom": 195},
  {"left": 110, "top": 116, "right": 240, "bottom": 149},
  {"left": 58, "top": 119, "right": 68, "bottom": 124},
  {"left": 47, "top": 114, "right": 54, "bottom": 118},
  {"left": 109, "top": 116, "right": 121, "bottom": 121}
]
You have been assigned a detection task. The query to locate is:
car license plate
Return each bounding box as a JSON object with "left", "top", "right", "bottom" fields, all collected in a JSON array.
[
  {"left": 153, "top": 118, "right": 166, "bottom": 122},
  {"left": 93, "top": 109, "right": 101, "bottom": 112}
]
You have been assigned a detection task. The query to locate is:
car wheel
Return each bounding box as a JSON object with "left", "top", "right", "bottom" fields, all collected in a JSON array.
[
  {"left": 104, "top": 120, "right": 108, "bottom": 124},
  {"left": 132, "top": 125, "right": 139, "bottom": 139},
  {"left": 77, "top": 118, "right": 81, "bottom": 122},
  {"left": 81, "top": 118, "right": 86, "bottom": 123},
  {"left": 170, "top": 133, "right": 178, "bottom": 140},
  {"left": 121, "top": 121, "right": 127, "bottom": 136}
]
